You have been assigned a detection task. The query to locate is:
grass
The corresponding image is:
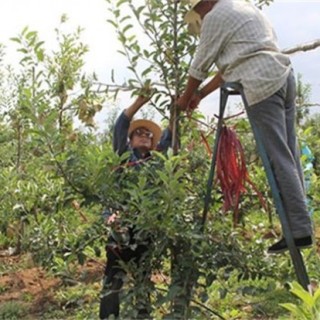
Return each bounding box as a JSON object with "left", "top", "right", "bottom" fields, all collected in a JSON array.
[{"left": 0, "top": 301, "right": 29, "bottom": 320}]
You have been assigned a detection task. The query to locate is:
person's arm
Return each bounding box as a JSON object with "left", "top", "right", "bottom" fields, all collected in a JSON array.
[
  {"left": 156, "top": 127, "right": 172, "bottom": 152},
  {"left": 176, "top": 76, "right": 202, "bottom": 111},
  {"left": 178, "top": 11, "right": 226, "bottom": 111},
  {"left": 113, "top": 112, "right": 130, "bottom": 155},
  {"left": 188, "top": 71, "right": 224, "bottom": 110},
  {"left": 124, "top": 95, "right": 150, "bottom": 119},
  {"left": 113, "top": 95, "right": 151, "bottom": 155},
  {"left": 198, "top": 72, "right": 223, "bottom": 99}
]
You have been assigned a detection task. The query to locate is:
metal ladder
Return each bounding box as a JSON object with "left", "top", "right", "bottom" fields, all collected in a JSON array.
[{"left": 202, "top": 82, "right": 310, "bottom": 291}]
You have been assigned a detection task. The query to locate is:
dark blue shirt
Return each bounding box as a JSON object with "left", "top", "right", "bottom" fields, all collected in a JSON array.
[{"left": 102, "top": 111, "right": 172, "bottom": 220}]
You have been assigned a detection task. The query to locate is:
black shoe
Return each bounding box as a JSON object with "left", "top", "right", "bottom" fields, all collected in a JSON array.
[{"left": 267, "top": 236, "right": 313, "bottom": 254}]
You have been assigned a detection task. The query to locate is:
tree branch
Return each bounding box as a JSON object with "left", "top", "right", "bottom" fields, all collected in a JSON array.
[{"left": 282, "top": 39, "right": 320, "bottom": 55}]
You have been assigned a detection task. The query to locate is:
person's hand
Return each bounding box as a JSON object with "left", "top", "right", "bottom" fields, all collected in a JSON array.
[
  {"left": 105, "top": 213, "right": 119, "bottom": 226},
  {"left": 189, "top": 93, "right": 201, "bottom": 110},
  {"left": 136, "top": 85, "right": 156, "bottom": 105},
  {"left": 136, "top": 94, "right": 151, "bottom": 105}
]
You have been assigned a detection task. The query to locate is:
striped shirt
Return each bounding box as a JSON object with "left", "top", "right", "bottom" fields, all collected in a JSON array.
[{"left": 189, "top": 0, "right": 292, "bottom": 106}]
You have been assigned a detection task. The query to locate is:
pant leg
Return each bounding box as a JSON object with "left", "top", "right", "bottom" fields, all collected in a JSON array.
[
  {"left": 126, "top": 227, "right": 153, "bottom": 317},
  {"left": 246, "top": 70, "right": 312, "bottom": 238},
  {"left": 284, "top": 70, "right": 305, "bottom": 188},
  {"left": 100, "top": 233, "right": 152, "bottom": 319},
  {"left": 132, "top": 244, "right": 153, "bottom": 319},
  {"left": 99, "top": 246, "right": 124, "bottom": 319}
]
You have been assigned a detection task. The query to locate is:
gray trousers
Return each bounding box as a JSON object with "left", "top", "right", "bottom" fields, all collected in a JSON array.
[{"left": 246, "top": 69, "right": 312, "bottom": 238}]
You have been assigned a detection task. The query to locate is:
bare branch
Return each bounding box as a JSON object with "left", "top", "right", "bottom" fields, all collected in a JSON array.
[
  {"left": 92, "top": 82, "right": 132, "bottom": 93},
  {"left": 282, "top": 39, "right": 320, "bottom": 55},
  {"left": 299, "top": 103, "right": 320, "bottom": 108},
  {"left": 92, "top": 81, "right": 168, "bottom": 93}
]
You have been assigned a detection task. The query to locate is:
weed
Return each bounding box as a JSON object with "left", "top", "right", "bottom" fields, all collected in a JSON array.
[
  {"left": 0, "top": 284, "right": 8, "bottom": 294},
  {"left": 280, "top": 281, "right": 320, "bottom": 319},
  {"left": 0, "top": 301, "right": 28, "bottom": 320}
]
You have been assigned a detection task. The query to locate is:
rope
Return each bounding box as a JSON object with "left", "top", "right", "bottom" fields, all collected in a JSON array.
[{"left": 187, "top": 107, "right": 266, "bottom": 227}]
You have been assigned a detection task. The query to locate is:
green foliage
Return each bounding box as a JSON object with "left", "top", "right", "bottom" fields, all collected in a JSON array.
[
  {"left": 1, "top": 1, "right": 320, "bottom": 319},
  {"left": 0, "top": 284, "right": 8, "bottom": 294},
  {"left": 280, "top": 281, "right": 320, "bottom": 319},
  {"left": 105, "top": 0, "right": 197, "bottom": 116},
  {"left": 296, "top": 73, "right": 312, "bottom": 125},
  {"left": 55, "top": 283, "right": 98, "bottom": 310},
  {"left": 0, "top": 301, "right": 28, "bottom": 320},
  {"left": 299, "top": 116, "right": 320, "bottom": 222}
]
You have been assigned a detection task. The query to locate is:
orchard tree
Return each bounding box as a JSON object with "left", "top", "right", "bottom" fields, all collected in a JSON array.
[
  {"left": 0, "top": 1, "right": 318, "bottom": 318},
  {"left": 0, "top": 18, "right": 106, "bottom": 254},
  {"left": 97, "top": 0, "right": 320, "bottom": 317},
  {"left": 296, "top": 73, "right": 312, "bottom": 125},
  {"left": 98, "top": 0, "right": 281, "bottom": 318}
]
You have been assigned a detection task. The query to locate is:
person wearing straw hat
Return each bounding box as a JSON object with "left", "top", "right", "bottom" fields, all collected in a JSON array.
[
  {"left": 113, "top": 95, "right": 164, "bottom": 158},
  {"left": 99, "top": 94, "right": 172, "bottom": 319},
  {"left": 177, "top": 0, "right": 313, "bottom": 254}
]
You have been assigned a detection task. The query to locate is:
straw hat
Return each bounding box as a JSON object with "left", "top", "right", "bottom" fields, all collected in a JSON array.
[
  {"left": 184, "top": 0, "right": 203, "bottom": 35},
  {"left": 128, "top": 119, "right": 162, "bottom": 150}
]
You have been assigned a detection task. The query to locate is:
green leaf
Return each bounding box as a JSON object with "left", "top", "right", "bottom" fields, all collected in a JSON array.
[
  {"left": 116, "top": 49, "right": 126, "bottom": 56},
  {"left": 36, "top": 49, "right": 44, "bottom": 62},
  {"left": 123, "top": 24, "right": 133, "bottom": 34},
  {"left": 114, "top": 9, "right": 120, "bottom": 18},
  {"left": 313, "top": 286, "right": 320, "bottom": 303},
  {"left": 133, "top": 6, "right": 144, "bottom": 18},
  {"left": 120, "top": 15, "right": 131, "bottom": 23},
  {"left": 17, "top": 48, "right": 28, "bottom": 54},
  {"left": 10, "top": 37, "right": 21, "bottom": 44},
  {"left": 291, "top": 281, "right": 314, "bottom": 308},
  {"left": 34, "top": 41, "right": 45, "bottom": 51},
  {"left": 21, "top": 26, "right": 29, "bottom": 35},
  {"left": 26, "top": 31, "right": 37, "bottom": 40},
  {"left": 116, "top": 0, "right": 127, "bottom": 7},
  {"left": 280, "top": 302, "right": 299, "bottom": 313},
  {"left": 106, "top": 19, "right": 117, "bottom": 28}
]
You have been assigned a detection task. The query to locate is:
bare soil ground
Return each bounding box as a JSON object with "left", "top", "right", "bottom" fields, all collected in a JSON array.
[
  {"left": 0, "top": 254, "right": 104, "bottom": 317},
  {"left": 0, "top": 228, "right": 319, "bottom": 318}
]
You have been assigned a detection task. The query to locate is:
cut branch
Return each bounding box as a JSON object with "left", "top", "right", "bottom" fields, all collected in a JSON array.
[{"left": 282, "top": 39, "right": 320, "bottom": 55}]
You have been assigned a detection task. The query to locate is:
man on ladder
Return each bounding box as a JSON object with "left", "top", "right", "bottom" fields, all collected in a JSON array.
[{"left": 177, "top": 0, "right": 313, "bottom": 254}]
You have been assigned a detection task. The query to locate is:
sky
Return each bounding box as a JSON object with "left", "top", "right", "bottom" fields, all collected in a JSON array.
[{"left": 1, "top": 0, "right": 320, "bottom": 128}]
